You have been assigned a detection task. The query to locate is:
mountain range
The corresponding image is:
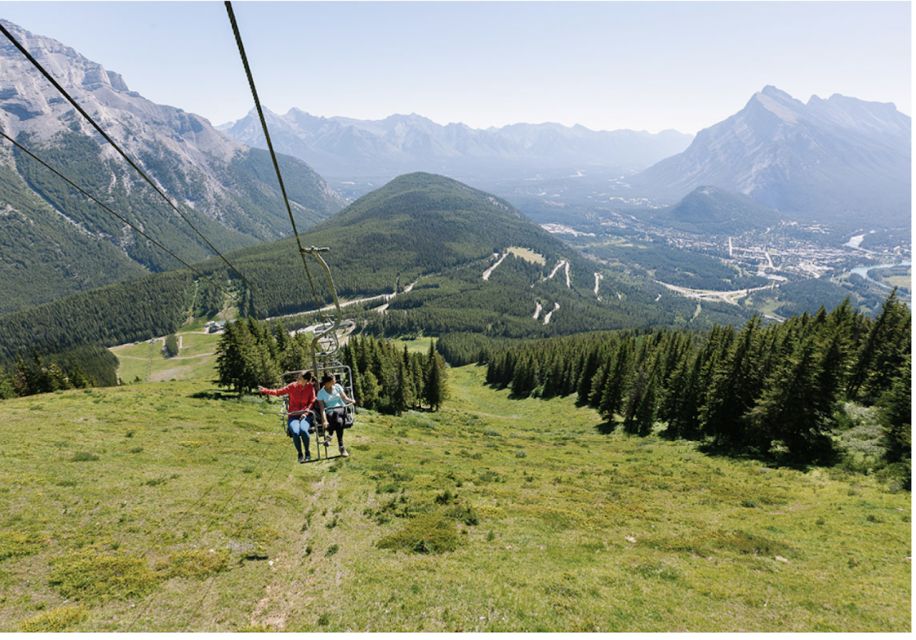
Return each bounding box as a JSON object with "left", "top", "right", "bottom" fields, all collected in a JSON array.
[
  {"left": 0, "top": 20, "right": 344, "bottom": 312},
  {"left": 218, "top": 108, "right": 693, "bottom": 180},
  {"left": 0, "top": 17, "right": 910, "bottom": 330},
  {"left": 633, "top": 86, "right": 911, "bottom": 228}
]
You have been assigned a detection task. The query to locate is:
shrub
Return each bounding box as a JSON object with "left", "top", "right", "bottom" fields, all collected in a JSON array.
[
  {"left": 0, "top": 531, "right": 43, "bottom": 560},
  {"left": 70, "top": 452, "right": 99, "bottom": 462},
  {"left": 155, "top": 549, "right": 229, "bottom": 579},
  {"left": 49, "top": 551, "right": 158, "bottom": 602},
  {"left": 377, "top": 511, "right": 461, "bottom": 554},
  {"left": 18, "top": 605, "right": 88, "bottom": 632}
]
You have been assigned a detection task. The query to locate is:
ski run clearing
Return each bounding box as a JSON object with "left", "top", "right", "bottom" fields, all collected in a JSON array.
[
  {"left": 532, "top": 301, "right": 543, "bottom": 320},
  {"left": 506, "top": 246, "right": 546, "bottom": 266},
  {"left": 482, "top": 252, "right": 508, "bottom": 281},
  {"left": 482, "top": 247, "right": 547, "bottom": 281},
  {"left": 547, "top": 259, "right": 572, "bottom": 288},
  {"left": 543, "top": 301, "right": 560, "bottom": 325},
  {"left": 593, "top": 272, "right": 603, "bottom": 299}
]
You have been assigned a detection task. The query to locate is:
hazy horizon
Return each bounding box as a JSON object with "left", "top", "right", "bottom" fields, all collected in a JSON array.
[{"left": 0, "top": 1, "right": 911, "bottom": 134}]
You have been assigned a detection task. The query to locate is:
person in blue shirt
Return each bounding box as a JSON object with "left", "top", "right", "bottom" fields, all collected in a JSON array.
[{"left": 317, "top": 373, "right": 355, "bottom": 457}]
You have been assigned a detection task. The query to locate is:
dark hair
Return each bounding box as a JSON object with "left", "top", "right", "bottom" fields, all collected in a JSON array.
[
  {"left": 320, "top": 374, "right": 335, "bottom": 385},
  {"left": 301, "top": 370, "right": 313, "bottom": 382}
]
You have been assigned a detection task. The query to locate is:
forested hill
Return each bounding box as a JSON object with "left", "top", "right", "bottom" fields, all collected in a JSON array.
[
  {"left": 0, "top": 172, "right": 745, "bottom": 361},
  {"left": 230, "top": 172, "right": 606, "bottom": 315},
  {"left": 223, "top": 172, "right": 742, "bottom": 330}
]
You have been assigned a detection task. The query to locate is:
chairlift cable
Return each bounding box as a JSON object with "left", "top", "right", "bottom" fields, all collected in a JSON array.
[
  {"left": 0, "top": 22, "right": 252, "bottom": 288},
  {"left": 224, "top": 1, "right": 324, "bottom": 316},
  {"left": 0, "top": 129, "right": 202, "bottom": 276}
]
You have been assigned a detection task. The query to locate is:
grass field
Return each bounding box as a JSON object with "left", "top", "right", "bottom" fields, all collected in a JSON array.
[
  {"left": 110, "top": 331, "right": 221, "bottom": 384},
  {"left": 881, "top": 274, "right": 911, "bottom": 291},
  {"left": 0, "top": 350, "right": 910, "bottom": 631}
]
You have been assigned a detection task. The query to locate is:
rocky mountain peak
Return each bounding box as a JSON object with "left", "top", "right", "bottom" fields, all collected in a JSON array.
[{"left": 747, "top": 85, "right": 806, "bottom": 123}]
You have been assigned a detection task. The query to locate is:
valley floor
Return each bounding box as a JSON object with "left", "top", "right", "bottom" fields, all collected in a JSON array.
[{"left": 0, "top": 364, "right": 910, "bottom": 631}]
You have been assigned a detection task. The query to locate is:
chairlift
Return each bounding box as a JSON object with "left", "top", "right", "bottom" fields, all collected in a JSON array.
[{"left": 278, "top": 363, "right": 356, "bottom": 462}]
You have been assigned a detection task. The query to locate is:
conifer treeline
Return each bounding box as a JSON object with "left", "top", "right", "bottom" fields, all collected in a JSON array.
[
  {"left": 215, "top": 319, "right": 447, "bottom": 414},
  {"left": 0, "top": 346, "right": 119, "bottom": 399},
  {"left": 343, "top": 337, "right": 448, "bottom": 413},
  {"left": 478, "top": 294, "right": 910, "bottom": 470}
]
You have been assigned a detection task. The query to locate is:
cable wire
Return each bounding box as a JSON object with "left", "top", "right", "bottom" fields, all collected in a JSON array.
[
  {"left": 0, "top": 129, "right": 202, "bottom": 275},
  {"left": 223, "top": 1, "right": 324, "bottom": 316},
  {"left": 0, "top": 22, "right": 251, "bottom": 287}
]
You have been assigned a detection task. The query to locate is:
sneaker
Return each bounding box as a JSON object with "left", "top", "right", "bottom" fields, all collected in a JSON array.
[
  {"left": 324, "top": 437, "right": 332, "bottom": 447},
  {"left": 305, "top": 453, "right": 311, "bottom": 462},
  {"left": 339, "top": 447, "right": 349, "bottom": 458},
  {"left": 297, "top": 453, "right": 305, "bottom": 464}
]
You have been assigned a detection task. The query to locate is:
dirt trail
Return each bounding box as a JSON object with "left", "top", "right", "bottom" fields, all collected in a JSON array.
[
  {"left": 248, "top": 474, "right": 338, "bottom": 630},
  {"left": 482, "top": 253, "right": 507, "bottom": 281}
]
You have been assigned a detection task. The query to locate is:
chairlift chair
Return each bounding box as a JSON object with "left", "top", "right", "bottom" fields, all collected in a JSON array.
[{"left": 278, "top": 362, "right": 356, "bottom": 462}]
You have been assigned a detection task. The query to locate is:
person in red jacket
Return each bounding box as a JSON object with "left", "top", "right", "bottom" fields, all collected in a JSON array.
[{"left": 259, "top": 370, "right": 317, "bottom": 463}]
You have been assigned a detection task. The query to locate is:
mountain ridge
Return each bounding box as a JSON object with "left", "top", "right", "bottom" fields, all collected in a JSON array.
[
  {"left": 219, "top": 108, "right": 693, "bottom": 179},
  {"left": 0, "top": 19, "right": 345, "bottom": 312},
  {"left": 632, "top": 85, "right": 911, "bottom": 228}
]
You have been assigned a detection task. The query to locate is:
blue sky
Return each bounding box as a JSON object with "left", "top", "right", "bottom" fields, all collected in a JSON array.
[{"left": 1, "top": 1, "right": 910, "bottom": 133}]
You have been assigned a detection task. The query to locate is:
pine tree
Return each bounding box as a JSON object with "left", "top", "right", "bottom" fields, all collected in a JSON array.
[
  {"left": 346, "top": 341, "right": 365, "bottom": 404},
  {"left": 216, "top": 321, "right": 260, "bottom": 394},
  {"left": 399, "top": 346, "right": 417, "bottom": 410},
  {"left": 701, "top": 316, "right": 762, "bottom": 448},
  {"left": 0, "top": 370, "right": 15, "bottom": 399},
  {"left": 576, "top": 349, "right": 600, "bottom": 405},
  {"left": 423, "top": 341, "right": 448, "bottom": 411},
  {"left": 879, "top": 355, "right": 911, "bottom": 468},
  {"left": 163, "top": 334, "right": 179, "bottom": 358},
  {"left": 623, "top": 360, "right": 658, "bottom": 435},
  {"left": 848, "top": 290, "right": 911, "bottom": 404},
  {"left": 746, "top": 336, "right": 834, "bottom": 461},
  {"left": 660, "top": 351, "right": 703, "bottom": 439},
  {"left": 598, "top": 342, "right": 631, "bottom": 420},
  {"left": 361, "top": 369, "right": 381, "bottom": 410},
  {"left": 272, "top": 320, "right": 290, "bottom": 355},
  {"left": 510, "top": 355, "right": 536, "bottom": 397},
  {"left": 410, "top": 356, "right": 425, "bottom": 409}
]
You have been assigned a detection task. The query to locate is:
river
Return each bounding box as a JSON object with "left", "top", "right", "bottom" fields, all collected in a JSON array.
[{"left": 848, "top": 260, "right": 911, "bottom": 290}]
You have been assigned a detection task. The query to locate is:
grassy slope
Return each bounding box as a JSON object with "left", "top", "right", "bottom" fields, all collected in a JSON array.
[
  {"left": 0, "top": 351, "right": 909, "bottom": 631},
  {"left": 110, "top": 331, "right": 221, "bottom": 384}
]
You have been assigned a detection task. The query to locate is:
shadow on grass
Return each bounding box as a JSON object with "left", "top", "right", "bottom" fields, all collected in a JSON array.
[
  {"left": 189, "top": 390, "right": 238, "bottom": 401},
  {"left": 594, "top": 421, "right": 618, "bottom": 435},
  {"left": 696, "top": 440, "right": 838, "bottom": 472},
  {"left": 590, "top": 419, "right": 837, "bottom": 473}
]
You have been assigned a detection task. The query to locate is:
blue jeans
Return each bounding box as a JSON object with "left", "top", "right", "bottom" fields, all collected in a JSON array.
[{"left": 288, "top": 415, "right": 312, "bottom": 455}]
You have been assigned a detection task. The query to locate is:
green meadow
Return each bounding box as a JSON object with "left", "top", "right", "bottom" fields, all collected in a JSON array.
[
  {"left": 0, "top": 348, "right": 909, "bottom": 631},
  {"left": 110, "top": 330, "right": 221, "bottom": 384}
]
